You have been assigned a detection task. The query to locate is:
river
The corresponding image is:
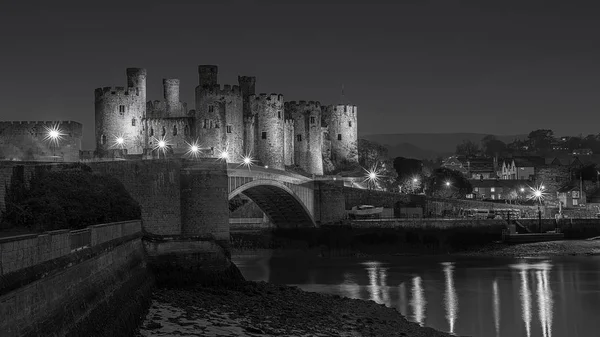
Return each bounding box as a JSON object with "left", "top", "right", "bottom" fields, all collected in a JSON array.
[{"left": 233, "top": 254, "right": 600, "bottom": 337}]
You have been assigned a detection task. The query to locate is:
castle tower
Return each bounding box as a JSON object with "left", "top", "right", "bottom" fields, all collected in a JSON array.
[
  {"left": 198, "top": 65, "right": 218, "bottom": 88},
  {"left": 95, "top": 67, "right": 146, "bottom": 155},
  {"left": 164, "top": 79, "right": 180, "bottom": 117},
  {"left": 283, "top": 118, "right": 295, "bottom": 166},
  {"left": 239, "top": 76, "right": 257, "bottom": 157},
  {"left": 250, "top": 93, "right": 285, "bottom": 170},
  {"left": 323, "top": 104, "right": 358, "bottom": 165},
  {"left": 285, "top": 101, "right": 324, "bottom": 175},
  {"left": 194, "top": 65, "right": 243, "bottom": 161}
]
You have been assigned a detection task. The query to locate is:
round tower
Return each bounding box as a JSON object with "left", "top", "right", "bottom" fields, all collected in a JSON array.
[
  {"left": 95, "top": 68, "right": 146, "bottom": 155},
  {"left": 163, "top": 78, "right": 180, "bottom": 117},
  {"left": 198, "top": 65, "right": 218, "bottom": 88},
  {"left": 323, "top": 104, "right": 358, "bottom": 165},
  {"left": 195, "top": 83, "right": 243, "bottom": 161},
  {"left": 238, "top": 76, "right": 256, "bottom": 111},
  {"left": 250, "top": 93, "right": 285, "bottom": 170},
  {"left": 285, "top": 101, "right": 324, "bottom": 175},
  {"left": 283, "top": 119, "right": 295, "bottom": 166}
]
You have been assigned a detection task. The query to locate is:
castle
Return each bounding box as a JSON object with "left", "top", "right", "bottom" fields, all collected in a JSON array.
[{"left": 94, "top": 66, "right": 359, "bottom": 175}]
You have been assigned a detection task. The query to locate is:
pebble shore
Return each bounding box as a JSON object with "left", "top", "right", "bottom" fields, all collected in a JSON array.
[
  {"left": 136, "top": 239, "right": 600, "bottom": 337},
  {"left": 136, "top": 281, "right": 453, "bottom": 337}
]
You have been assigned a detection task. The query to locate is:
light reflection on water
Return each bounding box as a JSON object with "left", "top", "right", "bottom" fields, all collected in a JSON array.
[{"left": 233, "top": 255, "right": 600, "bottom": 337}]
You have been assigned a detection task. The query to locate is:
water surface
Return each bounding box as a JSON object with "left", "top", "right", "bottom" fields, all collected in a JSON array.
[{"left": 233, "top": 254, "right": 600, "bottom": 337}]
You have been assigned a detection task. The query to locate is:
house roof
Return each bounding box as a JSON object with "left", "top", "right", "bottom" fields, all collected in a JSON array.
[
  {"left": 557, "top": 184, "right": 583, "bottom": 193},
  {"left": 469, "top": 179, "right": 530, "bottom": 189}
]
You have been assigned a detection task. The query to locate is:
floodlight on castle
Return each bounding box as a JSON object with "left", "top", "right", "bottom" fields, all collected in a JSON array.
[{"left": 43, "top": 124, "right": 65, "bottom": 146}]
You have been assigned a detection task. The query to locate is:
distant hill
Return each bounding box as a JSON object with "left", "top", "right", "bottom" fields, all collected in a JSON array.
[{"left": 361, "top": 133, "right": 528, "bottom": 160}]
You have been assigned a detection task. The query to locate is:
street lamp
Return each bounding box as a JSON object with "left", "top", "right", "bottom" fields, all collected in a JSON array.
[{"left": 239, "top": 153, "right": 255, "bottom": 171}]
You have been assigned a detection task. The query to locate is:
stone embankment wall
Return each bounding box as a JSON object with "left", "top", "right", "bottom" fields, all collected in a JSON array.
[
  {"left": 0, "top": 220, "right": 153, "bottom": 337},
  {"left": 516, "top": 218, "right": 600, "bottom": 239},
  {"left": 231, "top": 219, "right": 508, "bottom": 255}
]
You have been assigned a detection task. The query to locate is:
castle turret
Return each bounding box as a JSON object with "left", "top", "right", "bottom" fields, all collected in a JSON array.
[
  {"left": 198, "top": 65, "right": 218, "bottom": 88},
  {"left": 251, "top": 93, "right": 285, "bottom": 170},
  {"left": 164, "top": 79, "right": 180, "bottom": 116},
  {"left": 238, "top": 76, "right": 256, "bottom": 115},
  {"left": 194, "top": 65, "right": 243, "bottom": 161},
  {"left": 323, "top": 104, "right": 358, "bottom": 165},
  {"left": 95, "top": 68, "right": 146, "bottom": 155},
  {"left": 285, "top": 101, "right": 324, "bottom": 175}
]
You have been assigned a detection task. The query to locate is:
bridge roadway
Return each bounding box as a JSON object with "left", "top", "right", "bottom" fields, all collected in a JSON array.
[{"left": 227, "top": 163, "right": 317, "bottom": 228}]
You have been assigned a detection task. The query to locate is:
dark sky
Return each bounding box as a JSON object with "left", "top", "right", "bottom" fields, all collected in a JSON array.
[{"left": 1, "top": 0, "right": 600, "bottom": 149}]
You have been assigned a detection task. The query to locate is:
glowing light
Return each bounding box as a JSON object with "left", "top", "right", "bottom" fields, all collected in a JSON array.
[
  {"left": 493, "top": 280, "right": 500, "bottom": 337},
  {"left": 445, "top": 181, "right": 451, "bottom": 187},
  {"left": 237, "top": 153, "right": 256, "bottom": 171},
  {"left": 111, "top": 135, "right": 126, "bottom": 149},
  {"left": 151, "top": 136, "right": 170, "bottom": 158},
  {"left": 442, "top": 262, "right": 458, "bottom": 334},
  {"left": 184, "top": 140, "right": 201, "bottom": 158},
  {"left": 219, "top": 151, "right": 229, "bottom": 159},
  {"left": 413, "top": 178, "right": 419, "bottom": 183},
  {"left": 363, "top": 164, "right": 384, "bottom": 189},
  {"left": 410, "top": 276, "right": 426, "bottom": 326},
  {"left": 528, "top": 184, "right": 547, "bottom": 204},
  {"left": 265, "top": 165, "right": 269, "bottom": 169},
  {"left": 43, "top": 124, "right": 65, "bottom": 146},
  {"left": 520, "top": 188, "right": 525, "bottom": 192}
]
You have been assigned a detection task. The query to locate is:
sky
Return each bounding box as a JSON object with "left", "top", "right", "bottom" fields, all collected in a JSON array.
[{"left": 1, "top": 0, "right": 600, "bottom": 150}]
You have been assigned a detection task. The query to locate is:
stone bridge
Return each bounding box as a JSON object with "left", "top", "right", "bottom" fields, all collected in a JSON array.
[{"left": 227, "top": 164, "right": 317, "bottom": 228}]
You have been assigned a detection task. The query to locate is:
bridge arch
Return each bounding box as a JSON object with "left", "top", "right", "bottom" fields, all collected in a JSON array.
[{"left": 228, "top": 179, "right": 316, "bottom": 228}]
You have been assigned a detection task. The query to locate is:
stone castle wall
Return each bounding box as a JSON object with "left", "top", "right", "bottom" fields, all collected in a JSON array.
[
  {"left": 283, "top": 119, "right": 294, "bottom": 166},
  {"left": 0, "top": 121, "right": 82, "bottom": 162},
  {"left": 323, "top": 104, "right": 358, "bottom": 165},
  {"left": 251, "top": 94, "right": 285, "bottom": 170},
  {"left": 144, "top": 117, "right": 193, "bottom": 155},
  {"left": 286, "top": 101, "right": 324, "bottom": 175}
]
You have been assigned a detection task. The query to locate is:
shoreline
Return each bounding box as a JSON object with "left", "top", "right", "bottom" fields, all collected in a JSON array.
[
  {"left": 136, "top": 281, "right": 453, "bottom": 337},
  {"left": 136, "top": 239, "right": 600, "bottom": 337},
  {"left": 230, "top": 239, "right": 600, "bottom": 259}
]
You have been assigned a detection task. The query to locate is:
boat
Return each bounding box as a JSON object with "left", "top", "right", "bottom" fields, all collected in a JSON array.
[
  {"left": 501, "top": 225, "right": 564, "bottom": 244},
  {"left": 348, "top": 205, "right": 383, "bottom": 219}
]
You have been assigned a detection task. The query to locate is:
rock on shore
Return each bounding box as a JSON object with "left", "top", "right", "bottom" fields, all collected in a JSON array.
[
  {"left": 137, "top": 281, "right": 453, "bottom": 337},
  {"left": 458, "top": 239, "right": 600, "bottom": 257}
]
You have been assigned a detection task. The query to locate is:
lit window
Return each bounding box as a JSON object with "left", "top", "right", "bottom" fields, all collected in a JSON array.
[
  {"left": 491, "top": 187, "right": 495, "bottom": 192},
  {"left": 227, "top": 125, "right": 232, "bottom": 133},
  {"left": 297, "top": 134, "right": 302, "bottom": 142},
  {"left": 337, "top": 134, "right": 342, "bottom": 140},
  {"left": 573, "top": 199, "right": 578, "bottom": 206},
  {"left": 262, "top": 132, "right": 267, "bottom": 139}
]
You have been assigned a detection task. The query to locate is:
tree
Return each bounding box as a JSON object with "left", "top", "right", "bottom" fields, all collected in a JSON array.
[
  {"left": 424, "top": 167, "right": 472, "bottom": 199},
  {"left": 1, "top": 164, "right": 141, "bottom": 231},
  {"left": 393, "top": 157, "right": 423, "bottom": 181},
  {"left": 481, "top": 135, "right": 506, "bottom": 157},
  {"left": 358, "top": 139, "right": 398, "bottom": 192},
  {"left": 455, "top": 140, "right": 480, "bottom": 158},
  {"left": 527, "top": 129, "right": 554, "bottom": 152},
  {"left": 358, "top": 139, "right": 388, "bottom": 168}
]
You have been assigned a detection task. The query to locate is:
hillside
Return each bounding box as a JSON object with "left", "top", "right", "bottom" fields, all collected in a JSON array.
[{"left": 361, "top": 133, "right": 528, "bottom": 159}]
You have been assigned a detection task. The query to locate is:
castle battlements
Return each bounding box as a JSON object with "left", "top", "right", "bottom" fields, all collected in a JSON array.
[
  {"left": 197, "top": 84, "right": 242, "bottom": 96},
  {"left": 94, "top": 86, "right": 140, "bottom": 100},
  {"left": 284, "top": 100, "right": 322, "bottom": 110},
  {"left": 250, "top": 93, "right": 284, "bottom": 102}
]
